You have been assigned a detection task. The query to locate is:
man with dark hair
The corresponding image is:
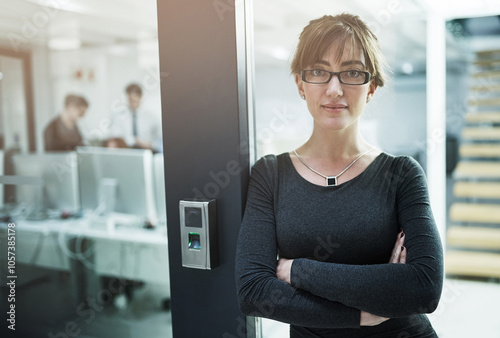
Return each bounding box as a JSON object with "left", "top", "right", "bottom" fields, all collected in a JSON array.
[
  {"left": 44, "top": 94, "right": 88, "bottom": 151},
  {"left": 125, "top": 83, "right": 142, "bottom": 97},
  {"left": 109, "top": 83, "right": 161, "bottom": 151}
]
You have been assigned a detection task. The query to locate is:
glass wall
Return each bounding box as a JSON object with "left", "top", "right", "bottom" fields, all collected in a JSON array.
[
  {"left": 0, "top": 1, "right": 172, "bottom": 337},
  {"left": 251, "top": 1, "right": 500, "bottom": 337}
]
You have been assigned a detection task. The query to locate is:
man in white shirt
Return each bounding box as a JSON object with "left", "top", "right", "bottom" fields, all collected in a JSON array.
[{"left": 108, "top": 83, "right": 161, "bottom": 151}]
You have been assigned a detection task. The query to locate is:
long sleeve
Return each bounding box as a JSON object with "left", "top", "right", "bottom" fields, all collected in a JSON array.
[
  {"left": 44, "top": 119, "right": 59, "bottom": 151},
  {"left": 289, "top": 156, "right": 444, "bottom": 318},
  {"left": 235, "top": 156, "right": 361, "bottom": 329}
]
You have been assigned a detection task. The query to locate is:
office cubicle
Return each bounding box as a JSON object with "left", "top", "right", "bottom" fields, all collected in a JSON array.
[
  {"left": 0, "top": 149, "right": 170, "bottom": 337},
  {"left": 77, "top": 147, "right": 157, "bottom": 225},
  {"left": 12, "top": 152, "right": 80, "bottom": 216}
]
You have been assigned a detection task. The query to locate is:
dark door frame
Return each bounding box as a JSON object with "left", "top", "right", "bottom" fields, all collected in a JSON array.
[
  {"left": 157, "top": 0, "right": 257, "bottom": 336},
  {"left": 0, "top": 47, "right": 36, "bottom": 152}
]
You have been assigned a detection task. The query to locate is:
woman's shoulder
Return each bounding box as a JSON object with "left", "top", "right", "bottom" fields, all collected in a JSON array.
[
  {"left": 250, "top": 152, "right": 291, "bottom": 181},
  {"left": 252, "top": 152, "right": 290, "bottom": 169},
  {"left": 379, "top": 152, "right": 423, "bottom": 170},
  {"left": 378, "top": 153, "right": 428, "bottom": 193}
]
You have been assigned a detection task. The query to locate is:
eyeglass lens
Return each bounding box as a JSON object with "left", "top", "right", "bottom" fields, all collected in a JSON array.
[{"left": 303, "top": 70, "right": 369, "bottom": 85}]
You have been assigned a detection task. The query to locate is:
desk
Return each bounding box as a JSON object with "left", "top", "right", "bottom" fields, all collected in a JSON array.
[{"left": 0, "top": 215, "right": 170, "bottom": 297}]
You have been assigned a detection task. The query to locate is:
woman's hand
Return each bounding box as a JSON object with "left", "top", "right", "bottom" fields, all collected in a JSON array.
[
  {"left": 360, "top": 311, "right": 389, "bottom": 326},
  {"left": 276, "top": 258, "right": 294, "bottom": 284},
  {"left": 389, "top": 229, "right": 406, "bottom": 264},
  {"left": 360, "top": 230, "right": 406, "bottom": 326}
]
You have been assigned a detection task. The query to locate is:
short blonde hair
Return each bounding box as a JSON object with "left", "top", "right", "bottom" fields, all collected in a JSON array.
[{"left": 291, "top": 13, "right": 389, "bottom": 87}]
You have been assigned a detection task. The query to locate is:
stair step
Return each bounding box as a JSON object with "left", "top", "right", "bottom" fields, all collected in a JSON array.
[
  {"left": 473, "top": 70, "right": 500, "bottom": 78},
  {"left": 454, "top": 182, "right": 500, "bottom": 198},
  {"left": 448, "top": 226, "right": 500, "bottom": 249},
  {"left": 450, "top": 203, "right": 500, "bottom": 224},
  {"left": 476, "top": 49, "right": 500, "bottom": 57},
  {"left": 470, "top": 84, "right": 500, "bottom": 92},
  {"left": 465, "top": 112, "right": 500, "bottom": 123},
  {"left": 446, "top": 250, "right": 500, "bottom": 278},
  {"left": 454, "top": 161, "right": 500, "bottom": 178},
  {"left": 468, "top": 98, "right": 500, "bottom": 106},
  {"left": 460, "top": 144, "right": 500, "bottom": 157},
  {"left": 462, "top": 127, "right": 500, "bottom": 140},
  {"left": 474, "top": 59, "right": 500, "bottom": 67}
]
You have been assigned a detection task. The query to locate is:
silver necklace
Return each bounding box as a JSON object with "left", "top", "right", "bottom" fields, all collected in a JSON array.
[{"left": 293, "top": 147, "right": 374, "bottom": 186}]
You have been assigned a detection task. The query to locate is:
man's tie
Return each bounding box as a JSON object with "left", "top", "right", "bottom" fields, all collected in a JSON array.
[{"left": 132, "top": 111, "right": 138, "bottom": 137}]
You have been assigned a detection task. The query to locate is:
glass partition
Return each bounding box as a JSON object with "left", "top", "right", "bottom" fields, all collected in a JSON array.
[
  {"left": 0, "top": 1, "right": 172, "bottom": 337},
  {"left": 251, "top": 1, "right": 500, "bottom": 337}
]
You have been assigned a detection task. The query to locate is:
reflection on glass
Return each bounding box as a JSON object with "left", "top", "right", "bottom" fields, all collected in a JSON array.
[
  {"left": 251, "top": 1, "right": 500, "bottom": 338},
  {"left": 0, "top": 1, "right": 171, "bottom": 337}
]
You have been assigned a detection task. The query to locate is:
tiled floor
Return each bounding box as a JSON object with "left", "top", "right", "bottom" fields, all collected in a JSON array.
[
  {"left": 70, "top": 284, "right": 173, "bottom": 338},
  {"left": 428, "top": 278, "right": 500, "bottom": 338},
  {"left": 261, "top": 278, "right": 500, "bottom": 337}
]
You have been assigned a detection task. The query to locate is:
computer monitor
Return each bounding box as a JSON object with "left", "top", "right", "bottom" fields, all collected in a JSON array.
[
  {"left": 77, "top": 147, "right": 157, "bottom": 223},
  {"left": 12, "top": 152, "right": 80, "bottom": 213},
  {"left": 153, "top": 153, "right": 167, "bottom": 225}
]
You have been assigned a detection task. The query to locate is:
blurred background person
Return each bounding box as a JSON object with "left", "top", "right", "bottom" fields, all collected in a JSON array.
[
  {"left": 44, "top": 94, "right": 89, "bottom": 151},
  {"left": 108, "top": 83, "right": 161, "bottom": 152}
]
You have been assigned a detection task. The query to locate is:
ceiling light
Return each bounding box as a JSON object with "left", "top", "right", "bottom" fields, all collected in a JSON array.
[
  {"left": 108, "top": 44, "right": 132, "bottom": 56},
  {"left": 421, "top": 0, "right": 500, "bottom": 18},
  {"left": 48, "top": 38, "right": 81, "bottom": 50}
]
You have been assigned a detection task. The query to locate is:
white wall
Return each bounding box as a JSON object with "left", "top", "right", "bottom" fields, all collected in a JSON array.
[
  {"left": 254, "top": 65, "right": 311, "bottom": 157},
  {"left": 446, "top": 69, "right": 470, "bottom": 140},
  {"left": 370, "top": 75, "right": 427, "bottom": 165},
  {"left": 32, "top": 44, "right": 54, "bottom": 153}
]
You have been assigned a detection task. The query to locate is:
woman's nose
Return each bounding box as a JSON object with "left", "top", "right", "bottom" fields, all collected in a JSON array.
[{"left": 325, "top": 75, "right": 343, "bottom": 97}]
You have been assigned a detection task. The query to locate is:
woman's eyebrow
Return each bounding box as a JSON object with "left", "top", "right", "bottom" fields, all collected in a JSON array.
[
  {"left": 340, "top": 60, "right": 366, "bottom": 68},
  {"left": 313, "top": 60, "right": 366, "bottom": 68},
  {"left": 314, "top": 60, "right": 330, "bottom": 66}
]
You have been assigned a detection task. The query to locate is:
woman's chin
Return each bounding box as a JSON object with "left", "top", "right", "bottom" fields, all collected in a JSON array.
[{"left": 315, "top": 119, "right": 354, "bottom": 132}]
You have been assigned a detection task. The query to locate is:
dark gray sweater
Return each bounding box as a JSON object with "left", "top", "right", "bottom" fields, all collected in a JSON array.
[{"left": 236, "top": 152, "right": 443, "bottom": 337}]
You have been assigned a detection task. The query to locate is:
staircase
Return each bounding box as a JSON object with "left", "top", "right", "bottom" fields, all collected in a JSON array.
[{"left": 447, "top": 49, "right": 500, "bottom": 279}]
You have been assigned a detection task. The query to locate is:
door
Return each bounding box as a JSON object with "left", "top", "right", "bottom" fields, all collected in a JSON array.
[
  {"left": 0, "top": 49, "right": 35, "bottom": 153},
  {"left": 157, "top": 0, "right": 257, "bottom": 337}
]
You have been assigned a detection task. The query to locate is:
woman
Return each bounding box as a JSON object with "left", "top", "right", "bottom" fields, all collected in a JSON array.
[
  {"left": 44, "top": 94, "right": 88, "bottom": 151},
  {"left": 235, "top": 13, "right": 443, "bottom": 337}
]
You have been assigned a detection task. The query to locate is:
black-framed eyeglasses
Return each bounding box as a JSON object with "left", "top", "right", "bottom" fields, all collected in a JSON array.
[{"left": 301, "top": 69, "right": 372, "bottom": 85}]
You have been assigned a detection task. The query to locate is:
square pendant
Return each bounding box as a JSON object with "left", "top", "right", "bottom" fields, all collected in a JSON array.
[{"left": 326, "top": 176, "right": 337, "bottom": 186}]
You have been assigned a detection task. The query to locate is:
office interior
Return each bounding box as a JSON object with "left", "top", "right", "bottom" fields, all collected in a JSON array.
[{"left": 0, "top": 0, "right": 500, "bottom": 337}]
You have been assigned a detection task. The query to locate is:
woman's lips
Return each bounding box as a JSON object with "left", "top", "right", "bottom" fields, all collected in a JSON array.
[{"left": 322, "top": 104, "right": 347, "bottom": 113}]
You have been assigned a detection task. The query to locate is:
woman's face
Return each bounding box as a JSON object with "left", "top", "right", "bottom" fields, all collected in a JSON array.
[{"left": 295, "top": 42, "right": 377, "bottom": 133}]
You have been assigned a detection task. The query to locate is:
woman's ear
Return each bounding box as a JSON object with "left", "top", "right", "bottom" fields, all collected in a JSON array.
[
  {"left": 368, "top": 80, "right": 378, "bottom": 97},
  {"left": 295, "top": 73, "right": 305, "bottom": 98}
]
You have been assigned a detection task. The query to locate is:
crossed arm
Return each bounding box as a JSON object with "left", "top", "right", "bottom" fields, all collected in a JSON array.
[
  {"left": 276, "top": 230, "right": 407, "bottom": 326},
  {"left": 235, "top": 156, "right": 444, "bottom": 329}
]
